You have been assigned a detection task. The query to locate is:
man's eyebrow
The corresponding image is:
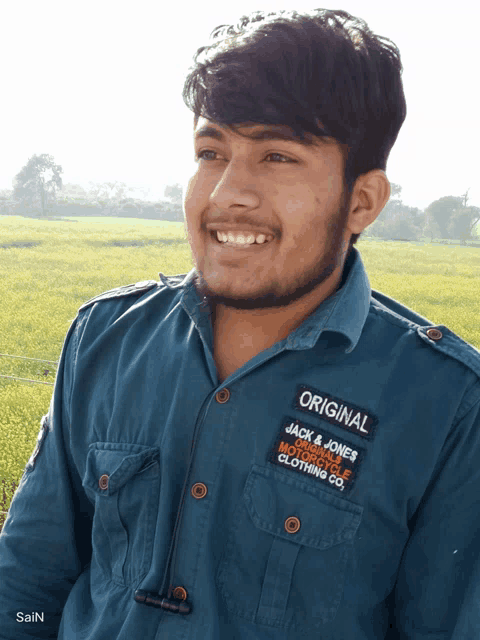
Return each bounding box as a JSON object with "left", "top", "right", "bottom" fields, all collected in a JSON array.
[{"left": 194, "top": 125, "right": 322, "bottom": 148}]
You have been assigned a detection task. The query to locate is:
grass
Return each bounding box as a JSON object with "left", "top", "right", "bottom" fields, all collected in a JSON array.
[
  {"left": 0, "top": 215, "right": 479, "bottom": 529},
  {"left": 358, "top": 240, "right": 480, "bottom": 348}
]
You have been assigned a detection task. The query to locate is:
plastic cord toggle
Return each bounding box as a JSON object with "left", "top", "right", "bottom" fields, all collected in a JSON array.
[{"left": 134, "top": 589, "right": 192, "bottom": 614}]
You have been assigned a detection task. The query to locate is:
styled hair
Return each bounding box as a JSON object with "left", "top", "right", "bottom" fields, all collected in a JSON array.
[{"left": 182, "top": 9, "right": 407, "bottom": 245}]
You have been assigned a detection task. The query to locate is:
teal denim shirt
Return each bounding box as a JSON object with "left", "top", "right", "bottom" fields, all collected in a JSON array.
[{"left": 1, "top": 247, "right": 479, "bottom": 639}]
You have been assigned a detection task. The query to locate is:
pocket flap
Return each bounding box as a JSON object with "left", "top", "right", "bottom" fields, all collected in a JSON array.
[
  {"left": 244, "top": 465, "right": 362, "bottom": 550},
  {"left": 83, "top": 442, "right": 160, "bottom": 497}
]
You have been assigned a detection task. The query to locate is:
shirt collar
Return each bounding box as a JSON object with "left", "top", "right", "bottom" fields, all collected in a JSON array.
[
  {"left": 163, "top": 246, "right": 371, "bottom": 355},
  {"left": 285, "top": 247, "right": 371, "bottom": 353}
]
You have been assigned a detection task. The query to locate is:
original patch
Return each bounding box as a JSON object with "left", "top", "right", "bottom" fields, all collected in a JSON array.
[
  {"left": 269, "top": 417, "right": 365, "bottom": 493},
  {"left": 294, "top": 384, "right": 377, "bottom": 440},
  {"left": 25, "top": 414, "right": 49, "bottom": 472}
]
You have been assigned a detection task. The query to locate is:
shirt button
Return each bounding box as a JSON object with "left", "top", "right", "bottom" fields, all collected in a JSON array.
[
  {"left": 191, "top": 482, "right": 208, "bottom": 499},
  {"left": 172, "top": 586, "right": 188, "bottom": 601},
  {"left": 426, "top": 328, "right": 443, "bottom": 341},
  {"left": 284, "top": 516, "right": 301, "bottom": 534},
  {"left": 215, "top": 388, "right": 230, "bottom": 403},
  {"left": 98, "top": 474, "right": 109, "bottom": 490}
]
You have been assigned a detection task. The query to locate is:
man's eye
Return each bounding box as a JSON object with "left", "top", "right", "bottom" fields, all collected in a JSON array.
[
  {"left": 195, "top": 149, "right": 219, "bottom": 161},
  {"left": 264, "top": 152, "right": 295, "bottom": 163},
  {"left": 195, "top": 150, "right": 296, "bottom": 163}
]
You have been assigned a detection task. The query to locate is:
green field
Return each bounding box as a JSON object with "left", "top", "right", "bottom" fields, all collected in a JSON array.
[{"left": 1, "top": 215, "right": 479, "bottom": 527}]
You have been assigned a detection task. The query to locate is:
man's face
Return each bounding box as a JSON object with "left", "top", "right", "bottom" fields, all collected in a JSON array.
[{"left": 183, "top": 117, "right": 352, "bottom": 310}]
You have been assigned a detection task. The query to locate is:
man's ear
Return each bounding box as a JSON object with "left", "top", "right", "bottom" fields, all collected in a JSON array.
[{"left": 347, "top": 170, "right": 391, "bottom": 235}]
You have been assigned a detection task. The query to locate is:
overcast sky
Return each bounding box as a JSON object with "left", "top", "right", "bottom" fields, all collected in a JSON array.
[{"left": 1, "top": 0, "right": 478, "bottom": 211}]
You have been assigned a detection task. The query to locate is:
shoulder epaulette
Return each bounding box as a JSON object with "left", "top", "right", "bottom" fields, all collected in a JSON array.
[
  {"left": 372, "top": 289, "right": 480, "bottom": 379},
  {"left": 416, "top": 324, "right": 480, "bottom": 380},
  {"left": 78, "top": 280, "right": 158, "bottom": 313}
]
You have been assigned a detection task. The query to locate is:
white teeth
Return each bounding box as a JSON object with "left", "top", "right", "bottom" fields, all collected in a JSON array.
[{"left": 214, "top": 231, "right": 273, "bottom": 245}]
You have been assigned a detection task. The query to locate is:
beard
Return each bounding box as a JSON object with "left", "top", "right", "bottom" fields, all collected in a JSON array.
[{"left": 194, "top": 189, "right": 352, "bottom": 311}]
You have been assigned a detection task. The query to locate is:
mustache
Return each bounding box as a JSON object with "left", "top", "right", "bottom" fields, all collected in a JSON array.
[{"left": 203, "top": 212, "right": 280, "bottom": 233}]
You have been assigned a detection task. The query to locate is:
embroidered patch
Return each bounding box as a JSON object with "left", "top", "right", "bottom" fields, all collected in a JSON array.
[
  {"left": 25, "top": 414, "right": 49, "bottom": 472},
  {"left": 269, "top": 417, "right": 365, "bottom": 493},
  {"left": 294, "top": 384, "right": 377, "bottom": 440}
]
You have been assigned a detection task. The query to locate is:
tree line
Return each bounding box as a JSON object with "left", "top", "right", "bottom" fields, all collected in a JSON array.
[
  {"left": 1, "top": 154, "right": 479, "bottom": 243},
  {"left": 368, "top": 183, "right": 480, "bottom": 244},
  {"left": 0, "top": 154, "right": 183, "bottom": 222}
]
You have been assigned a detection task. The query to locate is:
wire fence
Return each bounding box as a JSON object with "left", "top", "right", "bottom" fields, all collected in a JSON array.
[
  {"left": 1, "top": 355, "right": 59, "bottom": 530},
  {"left": 0, "top": 353, "right": 58, "bottom": 386}
]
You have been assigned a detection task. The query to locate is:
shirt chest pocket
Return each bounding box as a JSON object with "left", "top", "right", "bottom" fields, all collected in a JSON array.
[
  {"left": 217, "top": 464, "right": 363, "bottom": 631},
  {"left": 82, "top": 442, "right": 160, "bottom": 587}
]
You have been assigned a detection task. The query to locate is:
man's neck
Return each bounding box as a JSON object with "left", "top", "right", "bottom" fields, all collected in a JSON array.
[{"left": 211, "top": 262, "right": 346, "bottom": 382}]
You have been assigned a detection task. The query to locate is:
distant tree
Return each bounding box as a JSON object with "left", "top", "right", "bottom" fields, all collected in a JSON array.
[
  {"left": 164, "top": 202, "right": 184, "bottom": 222},
  {"left": 0, "top": 189, "right": 14, "bottom": 214},
  {"left": 424, "top": 196, "right": 463, "bottom": 239},
  {"left": 389, "top": 182, "right": 402, "bottom": 200},
  {"left": 13, "top": 154, "right": 63, "bottom": 216},
  {"left": 450, "top": 188, "right": 480, "bottom": 243},
  {"left": 59, "top": 183, "right": 88, "bottom": 201},
  {"left": 460, "top": 188, "right": 470, "bottom": 208},
  {"left": 117, "top": 197, "right": 142, "bottom": 217},
  {"left": 383, "top": 216, "right": 420, "bottom": 240},
  {"left": 366, "top": 183, "right": 423, "bottom": 240},
  {"left": 164, "top": 183, "right": 183, "bottom": 205},
  {"left": 53, "top": 183, "right": 89, "bottom": 216},
  {"left": 447, "top": 206, "right": 480, "bottom": 244},
  {"left": 87, "top": 181, "right": 134, "bottom": 215},
  {"left": 376, "top": 182, "right": 403, "bottom": 219}
]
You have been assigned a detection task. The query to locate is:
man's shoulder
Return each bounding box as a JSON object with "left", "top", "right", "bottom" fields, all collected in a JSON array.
[
  {"left": 370, "top": 289, "right": 480, "bottom": 380},
  {"left": 77, "top": 273, "right": 188, "bottom": 313}
]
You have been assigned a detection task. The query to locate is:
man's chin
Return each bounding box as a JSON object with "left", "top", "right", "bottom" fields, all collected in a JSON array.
[
  {"left": 195, "top": 277, "right": 283, "bottom": 310},
  {"left": 194, "top": 270, "right": 336, "bottom": 310}
]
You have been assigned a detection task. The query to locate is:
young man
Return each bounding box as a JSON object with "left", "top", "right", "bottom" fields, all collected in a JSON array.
[{"left": 0, "top": 9, "right": 479, "bottom": 639}]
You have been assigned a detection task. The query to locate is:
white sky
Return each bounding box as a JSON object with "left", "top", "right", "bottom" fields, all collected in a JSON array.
[{"left": 1, "top": 0, "right": 478, "bottom": 211}]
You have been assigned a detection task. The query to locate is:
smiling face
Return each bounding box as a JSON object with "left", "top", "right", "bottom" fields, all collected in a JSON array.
[{"left": 183, "top": 117, "right": 353, "bottom": 310}]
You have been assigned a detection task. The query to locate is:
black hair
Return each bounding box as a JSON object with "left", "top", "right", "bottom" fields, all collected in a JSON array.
[{"left": 183, "top": 9, "right": 406, "bottom": 245}]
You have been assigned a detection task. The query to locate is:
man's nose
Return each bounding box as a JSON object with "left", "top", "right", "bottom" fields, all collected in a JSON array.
[{"left": 209, "top": 160, "right": 261, "bottom": 212}]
